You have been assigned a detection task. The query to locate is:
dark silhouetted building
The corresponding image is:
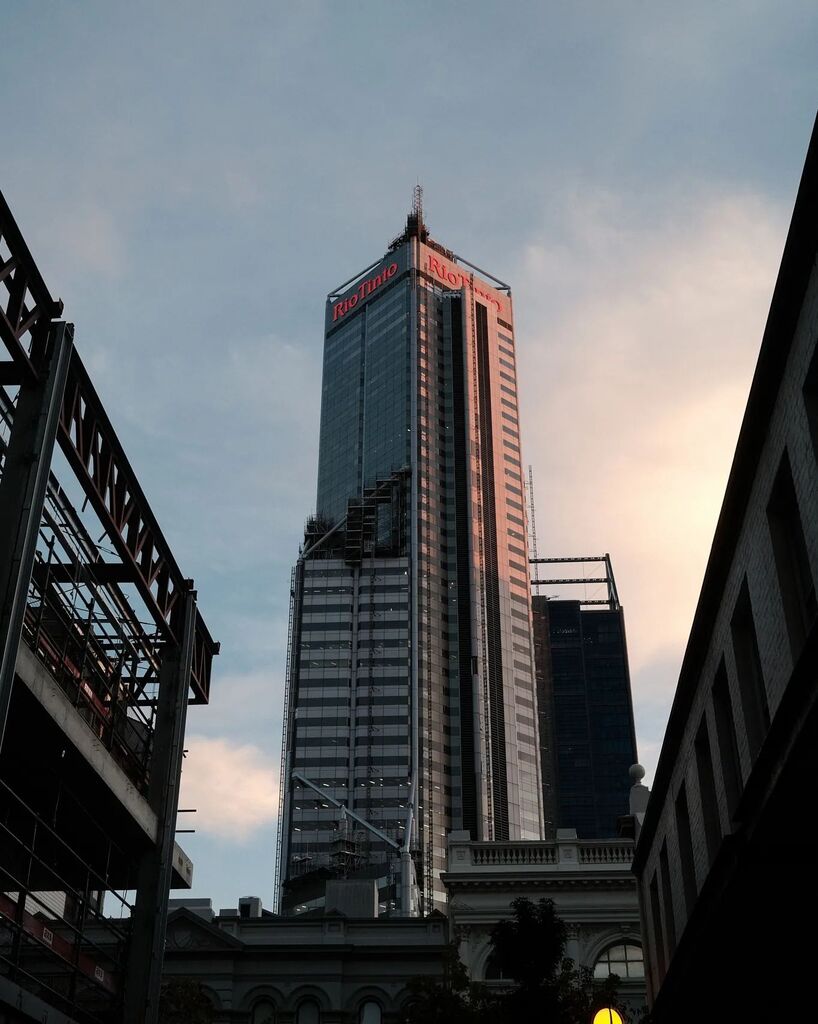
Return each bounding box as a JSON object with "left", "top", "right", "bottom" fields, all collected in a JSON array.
[
  {"left": 531, "top": 556, "right": 638, "bottom": 839},
  {"left": 633, "top": 113, "right": 818, "bottom": 1020}
]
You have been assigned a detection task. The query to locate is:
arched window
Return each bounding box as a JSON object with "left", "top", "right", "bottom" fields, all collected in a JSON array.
[
  {"left": 593, "top": 943, "right": 644, "bottom": 980},
  {"left": 252, "top": 1000, "right": 276, "bottom": 1024},
  {"left": 359, "top": 1000, "right": 382, "bottom": 1024},
  {"left": 483, "top": 951, "right": 510, "bottom": 981},
  {"left": 297, "top": 998, "right": 321, "bottom": 1024}
]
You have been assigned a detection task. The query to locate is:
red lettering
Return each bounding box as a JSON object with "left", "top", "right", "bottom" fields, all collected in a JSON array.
[
  {"left": 427, "top": 254, "right": 444, "bottom": 280},
  {"left": 332, "top": 260, "right": 405, "bottom": 321}
]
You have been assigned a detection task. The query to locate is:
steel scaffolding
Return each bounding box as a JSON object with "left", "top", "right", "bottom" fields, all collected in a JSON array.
[{"left": 0, "top": 191, "right": 218, "bottom": 1024}]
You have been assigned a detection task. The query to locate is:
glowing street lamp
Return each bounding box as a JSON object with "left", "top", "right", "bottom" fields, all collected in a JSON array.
[{"left": 592, "top": 1010, "right": 623, "bottom": 1024}]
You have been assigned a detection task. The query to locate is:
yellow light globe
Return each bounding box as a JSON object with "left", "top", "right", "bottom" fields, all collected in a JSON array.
[{"left": 592, "top": 1010, "right": 624, "bottom": 1024}]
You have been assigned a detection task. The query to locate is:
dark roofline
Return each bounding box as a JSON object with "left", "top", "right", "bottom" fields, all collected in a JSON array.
[
  {"left": 634, "top": 110, "right": 818, "bottom": 869},
  {"left": 165, "top": 907, "right": 244, "bottom": 949}
]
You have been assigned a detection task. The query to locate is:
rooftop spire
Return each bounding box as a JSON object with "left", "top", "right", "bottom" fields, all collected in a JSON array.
[
  {"left": 412, "top": 182, "right": 423, "bottom": 222},
  {"left": 387, "top": 184, "right": 433, "bottom": 251}
]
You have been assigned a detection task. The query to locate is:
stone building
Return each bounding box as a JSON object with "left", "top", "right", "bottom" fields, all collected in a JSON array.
[
  {"left": 162, "top": 896, "right": 448, "bottom": 1024},
  {"left": 165, "top": 780, "right": 648, "bottom": 1023},
  {"left": 443, "top": 828, "right": 646, "bottom": 1016},
  {"left": 632, "top": 112, "right": 818, "bottom": 1019}
]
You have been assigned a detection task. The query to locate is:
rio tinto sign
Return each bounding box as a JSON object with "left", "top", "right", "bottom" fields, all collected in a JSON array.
[
  {"left": 332, "top": 262, "right": 399, "bottom": 321},
  {"left": 326, "top": 243, "right": 506, "bottom": 328},
  {"left": 424, "top": 251, "right": 502, "bottom": 312}
]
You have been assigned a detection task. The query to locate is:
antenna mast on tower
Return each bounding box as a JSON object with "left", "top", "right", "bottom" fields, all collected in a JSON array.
[{"left": 412, "top": 182, "right": 423, "bottom": 221}]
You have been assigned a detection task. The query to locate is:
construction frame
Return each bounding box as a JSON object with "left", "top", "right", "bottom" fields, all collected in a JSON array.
[{"left": 0, "top": 191, "right": 218, "bottom": 1024}]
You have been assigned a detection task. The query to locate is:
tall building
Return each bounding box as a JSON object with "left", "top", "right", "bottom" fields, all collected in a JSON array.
[
  {"left": 530, "top": 556, "right": 638, "bottom": 839},
  {"left": 276, "top": 198, "right": 543, "bottom": 916}
]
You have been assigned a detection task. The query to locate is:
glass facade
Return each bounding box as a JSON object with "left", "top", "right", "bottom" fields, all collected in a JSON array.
[
  {"left": 278, "top": 216, "right": 544, "bottom": 916},
  {"left": 532, "top": 596, "right": 638, "bottom": 839}
]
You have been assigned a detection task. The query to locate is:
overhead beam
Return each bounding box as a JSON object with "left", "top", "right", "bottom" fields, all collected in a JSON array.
[
  {"left": 32, "top": 561, "right": 136, "bottom": 584},
  {"left": 57, "top": 350, "right": 218, "bottom": 703},
  {"left": 1, "top": 189, "right": 217, "bottom": 704},
  {"left": 0, "top": 191, "right": 63, "bottom": 385}
]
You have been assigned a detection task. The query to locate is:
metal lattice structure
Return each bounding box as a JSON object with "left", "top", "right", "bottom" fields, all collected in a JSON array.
[
  {"left": 0, "top": 190, "right": 218, "bottom": 1024},
  {"left": 529, "top": 553, "right": 621, "bottom": 609}
]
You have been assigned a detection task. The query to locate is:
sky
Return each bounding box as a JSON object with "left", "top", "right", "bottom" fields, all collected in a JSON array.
[{"left": 2, "top": 1, "right": 817, "bottom": 913}]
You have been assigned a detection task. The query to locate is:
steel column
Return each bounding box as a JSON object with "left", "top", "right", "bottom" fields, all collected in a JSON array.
[
  {"left": 122, "top": 588, "right": 196, "bottom": 1024},
  {"left": 0, "top": 321, "right": 73, "bottom": 749}
]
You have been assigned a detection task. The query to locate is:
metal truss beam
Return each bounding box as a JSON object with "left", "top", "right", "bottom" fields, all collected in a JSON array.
[
  {"left": 0, "top": 322, "right": 73, "bottom": 748},
  {"left": 0, "top": 191, "right": 63, "bottom": 385},
  {"left": 57, "top": 338, "right": 217, "bottom": 704},
  {"left": 529, "top": 553, "right": 620, "bottom": 610},
  {"left": 1, "top": 189, "right": 217, "bottom": 704}
]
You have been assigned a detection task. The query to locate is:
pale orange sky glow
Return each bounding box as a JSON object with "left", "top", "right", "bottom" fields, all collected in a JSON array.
[{"left": 516, "top": 189, "right": 789, "bottom": 776}]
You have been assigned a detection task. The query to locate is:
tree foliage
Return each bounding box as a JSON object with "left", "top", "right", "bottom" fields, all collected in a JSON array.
[
  {"left": 400, "top": 898, "right": 622, "bottom": 1024},
  {"left": 158, "top": 977, "right": 215, "bottom": 1024}
]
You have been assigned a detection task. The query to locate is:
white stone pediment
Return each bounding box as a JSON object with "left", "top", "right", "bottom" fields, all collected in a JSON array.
[{"left": 166, "top": 910, "right": 243, "bottom": 953}]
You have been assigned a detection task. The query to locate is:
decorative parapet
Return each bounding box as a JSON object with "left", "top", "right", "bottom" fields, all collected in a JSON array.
[
  {"left": 578, "top": 842, "right": 634, "bottom": 865},
  {"left": 446, "top": 829, "right": 634, "bottom": 875},
  {"left": 471, "top": 844, "right": 558, "bottom": 867}
]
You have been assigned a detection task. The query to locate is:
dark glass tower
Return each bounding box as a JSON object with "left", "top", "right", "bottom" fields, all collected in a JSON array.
[
  {"left": 530, "top": 556, "right": 638, "bottom": 839},
  {"left": 276, "top": 203, "right": 544, "bottom": 916}
]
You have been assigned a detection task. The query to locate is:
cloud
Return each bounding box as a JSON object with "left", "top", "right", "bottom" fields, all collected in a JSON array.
[
  {"left": 515, "top": 187, "right": 788, "bottom": 761},
  {"left": 186, "top": 664, "right": 285, "bottom": 744},
  {"left": 180, "top": 735, "right": 278, "bottom": 842}
]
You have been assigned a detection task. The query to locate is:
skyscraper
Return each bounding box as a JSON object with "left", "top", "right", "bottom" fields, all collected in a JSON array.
[
  {"left": 530, "top": 556, "right": 638, "bottom": 839},
  {"left": 276, "top": 198, "right": 543, "bottom": 916}
]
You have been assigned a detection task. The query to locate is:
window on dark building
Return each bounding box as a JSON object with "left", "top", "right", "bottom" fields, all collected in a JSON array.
[
  {"left": 649, "top": 872, "right": 666, "bottom": 979},
  {"left": 674, "top": 784, "right": 697, "bottom": 916},
  {"left": 802, "top": 341, "right": 818, "bottom": 462},
  {"left": 359, "top": 1001, "right": 382, "bottom": 1024},
  {"left": 297, "top": 999, "right": 321, "bottom": 1024},
  {"left": 593, "top": 943, "right": 645, "bottom": 980},
  {"left": 766, "top": 451, "right": 817, "bottom": 659},
  {"left": 252, "top": 1001, "right": 277, "bottom": 1024},
  {"left": 730, "top": 580, "right": 770, "bottom": 761},
  {"left": 694, "top": 717, "right": 721, "bottom": 863},
  {"left": 659, "top": 842, "right": 676, "bottom": 956},
  {"left": 712, "top": 660, "right": 742, "bottom": 819}
]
